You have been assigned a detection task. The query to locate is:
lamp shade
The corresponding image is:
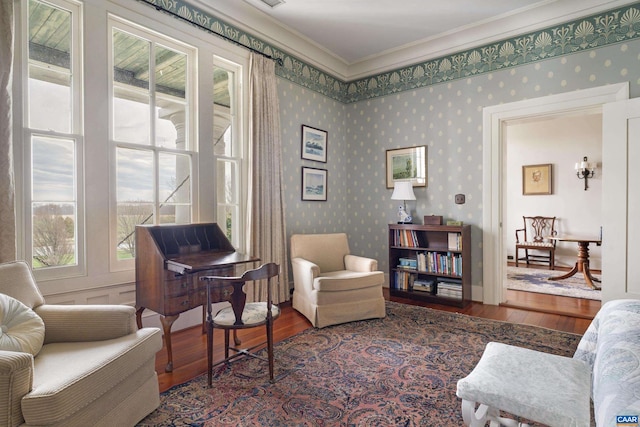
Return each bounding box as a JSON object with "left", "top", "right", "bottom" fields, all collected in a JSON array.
[{"left": 391, "top": 181, "right": 416, "bottom": 201}]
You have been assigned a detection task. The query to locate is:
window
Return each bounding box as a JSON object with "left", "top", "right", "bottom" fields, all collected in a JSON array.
[
  {"left": 214, "top": 59, "right": 244, "bottom": 249},
  {"left": 109, "top": 21, "right": 196, "bottom": 267},
  {"left": 15, "top": 0, "right": 249, "bottom": 289},
  {"left": 23, "top": 0, "right": 84, "bottom": 278}
]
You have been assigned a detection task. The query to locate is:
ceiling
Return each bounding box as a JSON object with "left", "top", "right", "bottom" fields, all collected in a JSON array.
[
  {"left": 198, "top": 0, "right": 635, "bottom": 79},
  {"left": 240, "top": 0, "right": 550, "bottom": 64}
]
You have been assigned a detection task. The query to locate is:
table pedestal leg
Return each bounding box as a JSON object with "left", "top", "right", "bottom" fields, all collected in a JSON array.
[{"left": 548, "top": 242, "right": 601, "bottom": 290}]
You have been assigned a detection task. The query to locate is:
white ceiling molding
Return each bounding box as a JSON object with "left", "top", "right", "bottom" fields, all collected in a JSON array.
[
  {"left": 190, "top": 0, "right": 351, "bottom": 80},
  {"left": 193, "top": 0, "right": 637, "bottom": 81},
  {"left": 348, "top": 0, "right": 638, "bottom": 79}
]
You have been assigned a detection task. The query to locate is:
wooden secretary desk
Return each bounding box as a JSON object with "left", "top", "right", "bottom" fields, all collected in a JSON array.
[{"left": 135, "top": 223, "right": 258, "bottom": 372}]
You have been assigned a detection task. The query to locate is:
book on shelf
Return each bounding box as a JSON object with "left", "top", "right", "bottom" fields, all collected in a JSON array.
[
  {"left": 392, "top": 229, "right": 425, "bottom": 248},
  {"left": 415, "top": 251, "right": 462, "bottom": 276},
  {"left": 394, "top": 270, "right": 415, "bottom": 291},
  {"left": 398, "top": 257, "right": 418, "bottom": 269},
  {"left": 448, "top": 232, "right": 462, "bottom": 250}
]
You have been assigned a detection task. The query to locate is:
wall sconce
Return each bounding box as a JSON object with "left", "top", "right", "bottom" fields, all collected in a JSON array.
[
  {"left": 391, "top": 181, "right": 416, "bottom": 223},
  {"left": 575, "top": 156, "right": 596, "bottom": 191}
]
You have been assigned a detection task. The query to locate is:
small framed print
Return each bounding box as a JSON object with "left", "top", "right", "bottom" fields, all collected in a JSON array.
[
  {"left": 301, "top": 125, "right": 327, "bottom": 163},
  {"left": 386, "top": 146, "right": 427, "bottom": 188},
  {"left": 301, "top": 167, "right": 327, "bottom": 201},
  {"left": 522, "top": 163, "right": 552, "bottom": 195}
]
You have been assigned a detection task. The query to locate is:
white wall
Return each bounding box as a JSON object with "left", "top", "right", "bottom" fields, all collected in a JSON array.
[{"left": 505, "top": 112, "right": 603, "bottom": 269}]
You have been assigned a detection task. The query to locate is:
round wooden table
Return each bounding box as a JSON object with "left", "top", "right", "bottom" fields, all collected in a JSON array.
[{"left": 548, "top": 235, "right": 601, "bottom": 290}]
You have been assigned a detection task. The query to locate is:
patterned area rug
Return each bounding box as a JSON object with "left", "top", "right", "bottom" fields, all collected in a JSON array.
[
  {"left": 138, "top": 301, "right": 583, "bottom": 426},
  {"left": 506, "top": 266, "right": 601, "bottom": 300}
]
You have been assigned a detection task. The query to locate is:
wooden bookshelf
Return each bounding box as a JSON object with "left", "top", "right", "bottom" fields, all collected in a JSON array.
[{"left": 389, "top": 224, "right": 471, "bottom": 307}]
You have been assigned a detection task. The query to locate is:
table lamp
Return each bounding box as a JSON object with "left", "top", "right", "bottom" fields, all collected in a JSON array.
[{"left": 391, "top": 181, "right": 416, "bottom": 223}]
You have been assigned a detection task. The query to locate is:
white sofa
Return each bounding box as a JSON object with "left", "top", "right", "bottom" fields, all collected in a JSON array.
[
  {"left": 457, "top": 298, "right": 640, "bottom": 426},
  {"left": 573, "top": 298, "right": 640, "bottom": 426},
  {"left": 290, "top": 233, "right": 385, "bottom": 328},
  {"left": 0, "top": 261, "right": 162, "bottom": 426}
]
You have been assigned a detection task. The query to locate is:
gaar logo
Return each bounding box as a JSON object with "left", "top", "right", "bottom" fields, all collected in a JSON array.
[{"left": 617, "top": 415, "right": 639, "bottom": 426}]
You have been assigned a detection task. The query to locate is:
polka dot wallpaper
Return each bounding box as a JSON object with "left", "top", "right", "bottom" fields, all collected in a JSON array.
[{"left": 279, "top": 40, "right": 640, "bottom": 290}]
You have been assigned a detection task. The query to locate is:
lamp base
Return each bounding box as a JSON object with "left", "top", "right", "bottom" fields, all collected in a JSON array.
[{"left": 397, "top": 221, "right": 413, "bottom": 224}]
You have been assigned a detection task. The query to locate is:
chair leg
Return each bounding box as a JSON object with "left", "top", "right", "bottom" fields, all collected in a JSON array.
[
  {"left": 515, "top": 248, "right": 519, "bottom": 267},
  {"left": 266, "top": 319, "right": 275, "bottom": 383},
  {"left": 224, "top": 329, "right": 230, "bottom": 359},
  {"left": 206, "top": 319, "right": 214, "bottom": 388}
]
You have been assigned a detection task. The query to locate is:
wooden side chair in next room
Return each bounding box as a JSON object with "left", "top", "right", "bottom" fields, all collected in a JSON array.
[{"left": 200, "top": 263, "right": 281, "bottom": 387}]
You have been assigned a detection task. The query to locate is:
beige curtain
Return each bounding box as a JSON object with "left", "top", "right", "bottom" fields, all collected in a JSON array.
[
  {"left": 0, "top": 0, "right": 16, "bottom": 263},
  {"left": 246, "top": 53, "right": 289, "bottom": 303}
]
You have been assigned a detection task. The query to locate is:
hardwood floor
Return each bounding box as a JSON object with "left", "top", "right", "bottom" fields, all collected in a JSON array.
[
  {"left": 155, "top": 289, "right": 596, "bottom": 393},
  {"left": 502, "top": 262, "right": 601, "bottom": 319}
]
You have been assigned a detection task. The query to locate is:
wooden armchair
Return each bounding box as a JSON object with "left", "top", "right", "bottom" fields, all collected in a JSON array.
[{"left": 515, "top": 216, "right": 557, "bottom": 269}]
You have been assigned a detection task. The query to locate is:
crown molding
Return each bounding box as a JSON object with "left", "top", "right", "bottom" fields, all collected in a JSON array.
[
  {"left": 140, "top": 0, "right": 640, "bottom": 103},
  {"left": 193, "top": 0, "right": 637, "bottom": 81},
  {"left": 189, "top": 0, "right": 350, "bottom": 80},
  {"left": 348, "top": 0, "right": 638, "bottom": 79}
]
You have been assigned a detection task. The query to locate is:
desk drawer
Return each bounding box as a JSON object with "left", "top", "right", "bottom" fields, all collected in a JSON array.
[
  {"left": 164, "top": 278, "right": 190, "bottom": 297},
  {"left": 163, "top": 295, "right": 191, "bottom": 316}
]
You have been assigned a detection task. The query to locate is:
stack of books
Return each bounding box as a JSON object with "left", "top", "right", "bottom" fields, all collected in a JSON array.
[{"left": 437, "top": 280, "right": 462, "bottom": 299}]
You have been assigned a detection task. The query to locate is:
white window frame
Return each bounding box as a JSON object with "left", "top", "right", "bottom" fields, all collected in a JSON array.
[
  {"left": 107, "top": 16, "right": 198, "bottom": 272},
  {"left": 13, "top": 0, "right": 250, "bottom": 295},
  {"left": 18, "top": 0, "right": 86, "bottom": 281},
  {"left": 213, "top": 56, "right": 246, "bottom": 252}
]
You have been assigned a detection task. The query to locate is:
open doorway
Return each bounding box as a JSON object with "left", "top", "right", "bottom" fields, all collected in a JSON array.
[
  {"left": 481, "top": 83, "right": 629, "bottom": 314},
  {"left": 502, "top": 112, "right": 603, "bottom": 309}
]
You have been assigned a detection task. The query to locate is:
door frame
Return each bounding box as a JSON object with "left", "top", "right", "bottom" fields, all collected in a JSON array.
[{"left": 482, "top": 82, "right": 629, "bottom": 305}]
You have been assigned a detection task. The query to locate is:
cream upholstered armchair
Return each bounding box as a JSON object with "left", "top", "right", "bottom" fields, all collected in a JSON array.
[
  {"left": 0, "top": 261, "right": 162, "bottom": 427},
  {"left": 290, "top": 233, "right": 385, "bottom": 328}
]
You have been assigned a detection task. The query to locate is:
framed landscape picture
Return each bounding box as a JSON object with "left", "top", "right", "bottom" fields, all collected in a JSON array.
[
  {"left": 386, "top": 146, "right": 427, "bottom": 188},
  {"left": 522, "top": 163, "right": 552, "bottom": 195},
  {"left": 301, "top": 167, "right": 327, "bottom": 201},
  {"left": 301, "top": 125, "right": 327, "bottom": 163}
]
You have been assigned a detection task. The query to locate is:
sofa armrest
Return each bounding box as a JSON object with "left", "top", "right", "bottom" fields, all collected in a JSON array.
[
  {"left": 345, "top": 254, "right": 378, "bottom": 272},
  {"left": 291, "top": 258, "right": 320, "bottom": 293},
  {"left": 35, "top": 304, "right": 137, "bottom": 344},
  {"left": 0, "top": 350, "right": 33, "bottom": 427}
]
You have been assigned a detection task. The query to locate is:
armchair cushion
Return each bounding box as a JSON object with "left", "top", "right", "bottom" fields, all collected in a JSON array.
[
  {"left": 315, "top": 271, "right": 385, "bottom": 292},
  {"left": 0, "top": 293, "right": 45, "bottom": 356}
]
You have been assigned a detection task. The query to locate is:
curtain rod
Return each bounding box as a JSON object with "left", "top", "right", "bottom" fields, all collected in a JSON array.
[{"left": 137, "top": 0, "right": 283, "bottom": 66}]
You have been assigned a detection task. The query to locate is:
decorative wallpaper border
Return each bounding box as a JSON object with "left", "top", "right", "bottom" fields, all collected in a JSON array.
[
  {"left": 136, "top": 0, "right": 347, "bottom": 101},
  {"left": 346, "top": 3, "right": 640, "bottom": 103},
  {"left": 139, "top": 0, "right": 640, "bottom": 103}
]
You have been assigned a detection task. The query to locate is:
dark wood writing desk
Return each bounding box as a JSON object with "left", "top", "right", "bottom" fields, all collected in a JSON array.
[
  {"left": 135, "top": 223, "right": 258, "bottom": 372},
  {"left": 548, "top": 235, "right": 601, "bottom": 290}
]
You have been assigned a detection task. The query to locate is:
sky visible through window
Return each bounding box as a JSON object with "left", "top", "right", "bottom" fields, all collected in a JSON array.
[{"left": 31, "top": 78, "right": 180, "bottom": 203}]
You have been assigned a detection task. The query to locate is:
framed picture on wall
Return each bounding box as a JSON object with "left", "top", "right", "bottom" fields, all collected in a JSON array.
[
  {"left": 301, "top": 167, "right": 327, "bottom": 201},
  {"left": 522, "top": 163, "right": 552, "bottom": 195},
  {"left": 385, "top": 146, "right": 427, "bottom": 188},
  {"left": 301, "top": 125, "right": 327, "bottom": 163}
]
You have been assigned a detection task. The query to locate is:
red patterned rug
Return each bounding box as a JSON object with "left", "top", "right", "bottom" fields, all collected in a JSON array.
[{"left": 138, "top": 301, "right": 582, "bottom": 426}]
